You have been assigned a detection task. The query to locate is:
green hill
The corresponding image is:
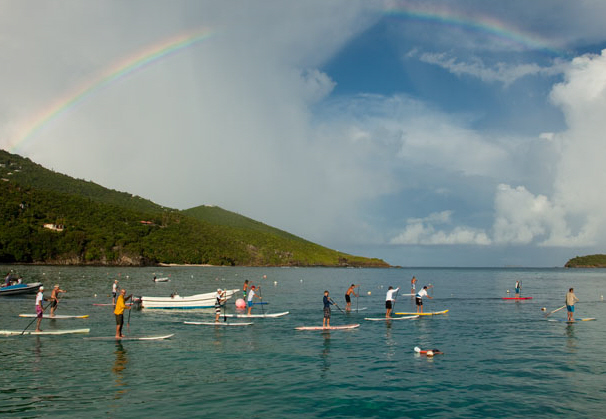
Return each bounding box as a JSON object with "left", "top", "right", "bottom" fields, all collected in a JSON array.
[
  {"left": 0, "top": 149, "right": 389, "bottom": 267},
  {"left": 565, "top": 254, "right": 606, "bottom": 268}
]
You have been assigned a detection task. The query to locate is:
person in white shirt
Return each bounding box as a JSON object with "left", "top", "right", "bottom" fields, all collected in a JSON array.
[
  {"left": 385, "top": 286, "right": 400, "bottom": 318},
  {"left": 416, "top": 286, "right": 433, "bottom": 313},
  {"left": 112, "top": 280, "right": 118, "bottom": 305},
  {"left": 35, "top": 286, "right": 46, "bottom": 332},
  {"left": 247, "top": 286, "right": 261, "bottom": 315}
]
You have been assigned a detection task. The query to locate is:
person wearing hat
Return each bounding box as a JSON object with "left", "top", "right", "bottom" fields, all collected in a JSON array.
[
  {"left": 35, "top": 286, "right": 47, "bottom": 332},
  {"left": 214, "top": 288, "right": 226, "bottom": 322},
  {"left": 247, "top": 285, "right": 262, "bottom": 315},
  {"left": 49, "top": 284, "right": 66, "bottom": 317},
  {"left": 114, "top": 289, "right": 132, "bottom": 338}
]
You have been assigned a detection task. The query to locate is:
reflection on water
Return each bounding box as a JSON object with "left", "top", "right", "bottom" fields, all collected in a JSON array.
[
  {"left": 33, "top": 337, "right": 42, "bottom": 372},
  {"left": 112, "top": 342, "right": 128, "bottom": 399},
  {"left": 320, "top": 333, "right": 331, "bottom": 378}
]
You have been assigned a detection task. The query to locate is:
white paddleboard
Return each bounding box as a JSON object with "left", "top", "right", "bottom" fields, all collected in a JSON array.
[
  {"left": 364, "top": 315, "right": 419, "bottom": 321},
  {"left": 548, "top": 318, "right": 596, "bottom": 323},
  {"left": 19, "top": 314, "right": 89, "bottom": 319},
  {"left": 295, "top": 324, "right": 360, "bottom": 331},
  {"left": 0, "top": 328, "right": 90, "bottom": 336},
  {"left": 222, "top": 311, "right": 289, "bottom": 318},
  {"left": 184, "top": 321, "right": 253, "bottom": 326},
  {"left": 85, "top": 334, "right": 175, "bottom": 341}
]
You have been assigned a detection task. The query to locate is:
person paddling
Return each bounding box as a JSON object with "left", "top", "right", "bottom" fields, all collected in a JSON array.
[
  {"left": 35, "top": 286, "right": 46, "bottom": 332},
  {"left": 411, "top": 276, "right": 417, "bottom": 294},
  {"left": 112, "top": 280, "right": 119, "bottom": 305},
  {"left": 514, "top": 281, "right": 521, "bottom": 298},
  {"left": 49, "top": 284, "right": 66, "bottom": 317},
  {"left": 247, "top": 285, "right": 261, "bottom": 315},
  {"left": 345, "top": 284, "right": 359, "bottom": 312},
  {"left": 565, "top": 287, "right": 579, "bottom": 321},
  {"left": 114, "top": 289, "right": 132, "bottom": 338},
  {"left": 385, "top": 286, "right": 400, "bottom": 318},
  {"left": 416, "top": 286, "right": 433, "bottom": 314},
  {"left": 323, "top": 290, "right": 335, "bottom": 328},
  {"left": 214, "top": 288, "right": 226, "bottom": 322},
  {"left": 242, "top": 280, "right": 249, "bottom": 299}
]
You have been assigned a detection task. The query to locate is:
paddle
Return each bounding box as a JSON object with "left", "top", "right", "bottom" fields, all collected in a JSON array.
[
  {"left": 223, "top": 290, "right": 227, "bottom": 322},
  {"left": 545, "top": 305, "right": 566, "bottom": 317},
  {"left": 331, "top": 298, "right": 346, "bottom": 314},
  {"left": 391, "top": 288, "right": 400, "bottom": 313},
  {"left": 356, "top": 286, "right": 360, "bottom": 313},
  {"left": 22, "top": 301, "right": 51, "bottom": 335},
  {"left": 258, "top": 286, "right": 265, "bottom": 315}
]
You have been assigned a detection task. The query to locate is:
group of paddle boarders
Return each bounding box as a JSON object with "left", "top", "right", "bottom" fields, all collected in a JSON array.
[
  {"left": 242, "top": 279, "right": 263, "bottom": 316},
  {"left": 33, "top": 284, "right": 66, "bottom": 332}
]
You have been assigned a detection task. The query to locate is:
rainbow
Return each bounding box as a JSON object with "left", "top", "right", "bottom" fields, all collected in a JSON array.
[
  {"left": 9, "top": 28, "right": 214, "bottom": 153},
  {"left": 380, "top": 2, "right": 564, "bottom": 56}
]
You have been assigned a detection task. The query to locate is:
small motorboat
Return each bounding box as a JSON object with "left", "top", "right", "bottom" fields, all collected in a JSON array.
[{"left": 0, "top": 282, "right": 43, "bottom": 296}]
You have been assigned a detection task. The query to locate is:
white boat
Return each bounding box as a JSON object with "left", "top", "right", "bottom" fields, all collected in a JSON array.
[{"left": 140, "top": 289, "right": 239, "bottom": 310}]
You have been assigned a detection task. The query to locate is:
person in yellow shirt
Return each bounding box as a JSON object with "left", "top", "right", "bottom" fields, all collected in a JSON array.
[{"left": 114, "top": 289, "right": 132, "bottom": 338}]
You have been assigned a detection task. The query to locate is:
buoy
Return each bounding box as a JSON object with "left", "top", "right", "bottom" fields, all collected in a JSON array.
[
  {"left": 367, "top": 291, "right": 371, "bottom": 295},
  {"left": 541, "top": 307, "right": 546, "bottom": 311},
  {"left": 263, "top": 275, "right": 267, "bottom": 279},
  {"left": 94, "top": 294, "right": 97, "bottom": 297},
  {"left": 300, "top": 279, "right": 303, "bottom": 283},
  {"left": 235, "top": 298, "right": 246, "bottom": 309},
  {"left": 273, "top": 281, "right": 277, "bottom": 286},
  {"left": 427, "top": 350, "right": 434, "bottom": 357},
  {"left": 506, "top": 290, "right": 510, "bottom": 293}
]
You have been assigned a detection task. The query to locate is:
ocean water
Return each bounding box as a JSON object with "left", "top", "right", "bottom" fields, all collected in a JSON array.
[{"left": 1, "top": 265, "right": 606, "bottom": 418}]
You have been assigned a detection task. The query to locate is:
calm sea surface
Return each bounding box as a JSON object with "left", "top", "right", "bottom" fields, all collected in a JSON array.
[{"left": 1, "top": 265, "right": 606, "bottom": 418}]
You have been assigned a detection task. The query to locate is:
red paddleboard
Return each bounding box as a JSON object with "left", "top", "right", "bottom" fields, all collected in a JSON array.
[{"left": 502, "top": 297, "right": 533, "bottom": 300}]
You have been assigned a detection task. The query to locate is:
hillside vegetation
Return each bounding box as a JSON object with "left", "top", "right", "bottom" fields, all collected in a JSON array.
[
  {"left": 0, "top": 150, "right": 389, "bottom": 267},
  {"left": 565, "top": 254, "right": 606, "bottom": 268}
]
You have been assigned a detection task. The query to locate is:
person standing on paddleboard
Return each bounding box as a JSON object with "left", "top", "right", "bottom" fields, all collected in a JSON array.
[
  {"left": 35, "top": 286, "right": 46, "bottom": 332},
  {"left": 566, "top": 288, "right": 579, "bottom": 322},
  {"left": 416, "top": 286, "right": 433, "bottom": 314},
  {"left": 114, "top": 289, "right": 132, "bottom": 338},
  {"left": 214, "top": 288, "right": 226, "bottom": 322},
  {"left": 385, "top": 286, "right": 399, "bottom": 318},
  {"left": 345, "top": 284, "right": 359, "bottom": 312},
  {"left": 411, "top": 276, "right": 417, "bottom": 294},
  {"left": 49, "top": 284, "right": 66, "bottom": 317},
  {"left": 323, "top": 291, "right": 334, "bottom": 328},
  {"left": 515, "top": 281, "right": 521, "bottom": 298},
  {"left": 243, "top": 280, "right": 249, "bottom": 299},
  {"left": 112, "top": 280, "right": 119, "bottom": 305},
  {"left": 247, "top": 285, "right": 261, "bottom": 315}
]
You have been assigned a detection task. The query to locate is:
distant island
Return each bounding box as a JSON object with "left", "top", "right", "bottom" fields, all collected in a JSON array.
[
  {"left": 0, "top": 149, "right": 389, "bottom": 268},
  {"left": 565, "top": 254, "right": 606, "bottom": 268}
]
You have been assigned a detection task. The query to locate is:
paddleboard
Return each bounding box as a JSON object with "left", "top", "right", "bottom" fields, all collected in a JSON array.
[
  {"left": 295, "top": 324, "right": 360, "bottom": 331},
  {"left": 341, "top": 307, "right": 368, "bottom": 312},
  {"left": 19, "top": 314, "right": 89, "bottom": 319},
  {"left": 85, "top": 334, "right": 175, "bottom": 340},
  {"left": 548, "top": 318, "right": 596, "bottom": 323},
  {"left": 222, "top": 311, "right": 289, "bottom": 318},
  {"left": 184, "top": 321, "right": 253, "bottom": 326},
  {"left": 0, "top": 328, "right": 90, "bottom": 336},
  {"left": 364, "top": 315, "right": 419, "bottom": 321},
  {"left": 502, "top": 297, "right": 533, "bottom": 300},
  {"left": 395, "top": 310, "right": 449, "bottom": 316},
  {"left": 153, "top": 277, "right": 170, "bottom": 282}
]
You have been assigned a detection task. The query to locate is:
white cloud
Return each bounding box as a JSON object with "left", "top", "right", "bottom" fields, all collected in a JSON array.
[
  {"left": 492, "top": 49, "right": 606, "bottom": 247},
  {"left": 391, "top": 211, "right": 491, "bottom": 245},
  {"left": 416, "top": 52, "right": 566, "bottom": 86}
]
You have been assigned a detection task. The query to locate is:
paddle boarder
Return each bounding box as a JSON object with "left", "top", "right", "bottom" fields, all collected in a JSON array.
[
  {"left": 112, "top": 280, "right": 119, "bottom": 305},
  {"left": 247, "top": 285, "right": 261, "bottom": 315},
  {"left": 385, "top": 286, "right": 400, "bottom": 318},
  {"left": 514, "top": 281, "right": 521, "bottom": 297},
  {"left": 411, "top": 276, "right": 417, "bottom": 294},
  {"left": 415, "top": 286, "right": 433, "bottom": 314},
  {"left": 323, "top": 290, "right": 334, "bottom": 328},
  {"left": 214, "top": 288, "right": 226, "bottom": 322},
  {"left": 35, "top": 286, "right": 46, "bottom": 332},
  {"left": 243, "top": 280, "right": 249, "bottom": 299},
  {"left": 565, "top": 287, "right": 579, "bottom": 322},
  {"left": 114, "top": 289, "right": 132, "bottom": 338},
  {"left": 345, "top": 284, "right": 360, "bottom": 312},
  {"left": 49, "top": 284, "right": 66, "bottom": 317}
]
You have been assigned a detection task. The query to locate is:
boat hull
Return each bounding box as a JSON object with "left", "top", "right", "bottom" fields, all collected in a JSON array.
[
  {"left": 141, "top": 289, "right": 239, "bottom": 309},
  {"left": 0, "top": 282, "right": 43, "bottom": 296}
]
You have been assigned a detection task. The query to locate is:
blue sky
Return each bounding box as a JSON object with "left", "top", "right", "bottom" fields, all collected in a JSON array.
[{"left": 2, "top": 1, "right": 606, "bottom": 266}]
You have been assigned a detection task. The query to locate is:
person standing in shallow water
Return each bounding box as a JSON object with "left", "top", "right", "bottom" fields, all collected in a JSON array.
[{"left": 566, "top": 288, "right": 579, "bottom": 321}]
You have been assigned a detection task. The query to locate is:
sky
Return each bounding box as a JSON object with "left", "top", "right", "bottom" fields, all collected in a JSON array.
[{"left": 2, "top": 0, "right": 606, "bottom": 267}]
